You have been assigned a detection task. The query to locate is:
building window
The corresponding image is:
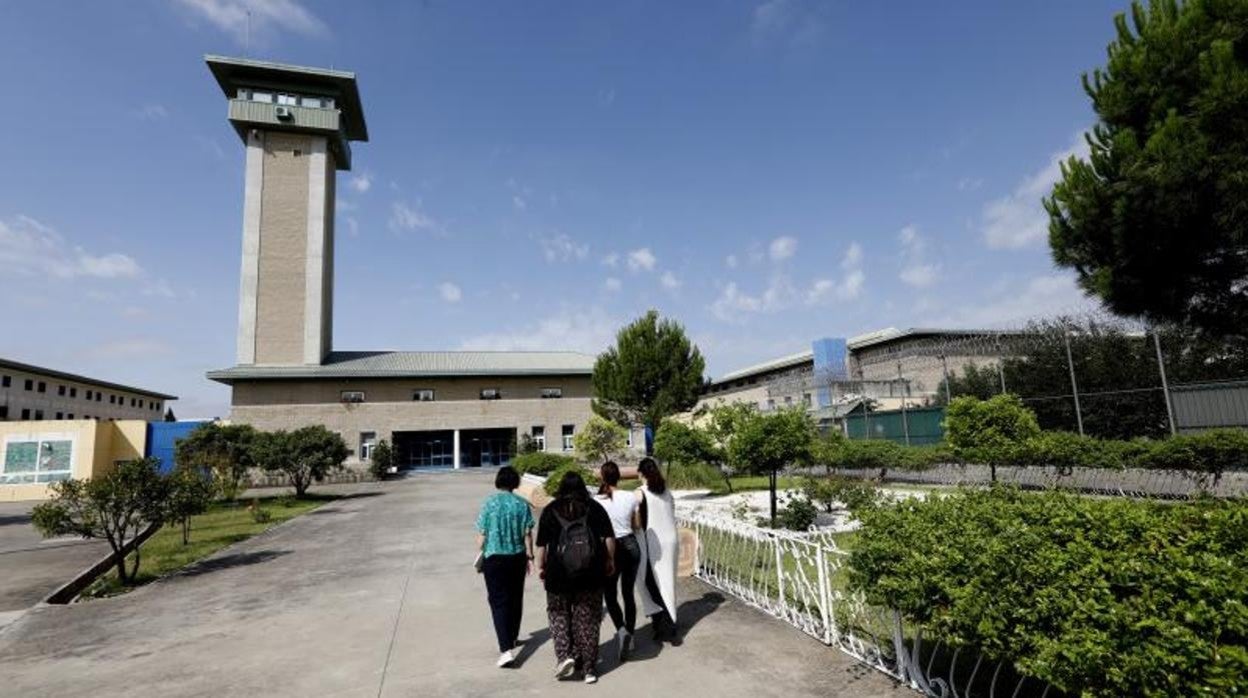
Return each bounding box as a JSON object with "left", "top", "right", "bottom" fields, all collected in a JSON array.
[
  {"left": 340, "top": 391, "right": 366, "bottom": 403},
  {"left": 359, "top": 432, "right": 377, "bottom": 461},
  {"left": 531, "top": 426, "right": 545, "bottom": 452},
  {"left": 1, "top": 375, "right": 9, "bottom": 388},
  {"left": 0, "top": 406, "right": 7, "bottom": 420},
  {"left": 541, "top": 387, "right": 563, "bottom": 399},
  {"left": 57, "top": 385, "right": 66, "bottom": 396},
  {"left": 24, "top": 379, "right": 32, "bottom": 391},
  {"left": 66, "top": 413, "right": 73, "bottom": 419},
  {"left": 413, "top": 389, "right": 435, "bottom": 402},
  {"left": 85, "top": 390, "right": 92, "bottom": 400},
  {"left": 34, "top": 410, "right": 43, "bottom": 420},
  {"left": 562, "top": 425, "right": 574, "bottom": 451},
  {"left": 55, "top": 412, "right": 63, "bottom": 420},
  {"left": 96, "top": 393, "right": 102, "bottom": 402},
  {"left": 766, "top": 399, "right": 775, "bottom": 410},
  {"left": 109, "top": 395, "right": 116, "bottom": 404},
  {"left": 802, "top": 393, "right": 811, "bottom": 406},
  {"left": 251, "top": 90, "right": 273, "bottom": 103},
  {"left": 480, "top": 388, "right": 501, "bottom": 400},
  {"left": 1, "top": 438, "right": 74, "bottom": 484},
  {"left": 69, "top": 387, "right": 77, "bottom": 398},
  {"left": 784, "top": 396, "right": 793, "bottom": 405},
  {"left": 300, "top": 96, "right": 323, "bottom": 108},
  {"left": 21, "top": 409, "right": 30, "bottom": 420},
  {"left": 277, "top": 93, "right": 298, "bottom": 106},
  {"left": 37, "top": 381, "right": 46, "bottom": 393}
]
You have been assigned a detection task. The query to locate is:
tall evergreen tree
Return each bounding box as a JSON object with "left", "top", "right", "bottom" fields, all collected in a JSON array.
[{"left": 1046, "top": 0, "right": 1248, "bottom": 339}]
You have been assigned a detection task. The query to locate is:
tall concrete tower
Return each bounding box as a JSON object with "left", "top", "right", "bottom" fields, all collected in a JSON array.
[{"left": 206, "top": 56, "right": 368, "bottom": 366}]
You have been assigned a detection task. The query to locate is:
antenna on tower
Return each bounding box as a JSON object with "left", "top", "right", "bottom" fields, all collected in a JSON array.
[{"left": 244, "top": 10, "right": 251, "bottom": 57}]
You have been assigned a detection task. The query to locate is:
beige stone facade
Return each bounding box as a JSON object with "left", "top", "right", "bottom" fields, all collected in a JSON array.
[{"left": 0, "top": 360, "right": 173, "bottom": 423}]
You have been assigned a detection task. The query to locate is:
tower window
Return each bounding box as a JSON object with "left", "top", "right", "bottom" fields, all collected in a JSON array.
[
  {"left": 413, "top": 389, "right": 435, "bottom": 402},
  {"left": 541, "top": 388, "right": 563, "bottom": 399},
  {"left": 479, "top": 388, "right": 501, "bottom": 400},
  {"left": 340, "top": 391, "right": 365, "bottom": 403}
]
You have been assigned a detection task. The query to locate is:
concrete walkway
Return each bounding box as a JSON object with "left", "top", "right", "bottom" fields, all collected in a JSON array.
[{"left": 0, "top": 472, "right": 902, "bottom": 697}]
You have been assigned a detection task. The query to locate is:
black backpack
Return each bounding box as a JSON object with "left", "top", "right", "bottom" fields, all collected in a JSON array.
[{"left": 554, "top": 509, "right": 598, "bottom": 580}]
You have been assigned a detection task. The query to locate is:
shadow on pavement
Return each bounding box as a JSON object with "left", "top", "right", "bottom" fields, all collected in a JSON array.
[
  {"left": 0, "top": 515, "right": 32, "bottom": 528},
  {"left": 598, "top": 591, "right": 728, "bottom": 677},
  {"left": 511, "top": 626, "right": 551, "bottom": 668},
  {"left": 174, "top": 550, "right": 292, "bottom": 578}
]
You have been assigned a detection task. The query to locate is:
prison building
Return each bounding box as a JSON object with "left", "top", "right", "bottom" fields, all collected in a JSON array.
[{"left": 0, "top": 357, "right": 175, "bottom": 423}]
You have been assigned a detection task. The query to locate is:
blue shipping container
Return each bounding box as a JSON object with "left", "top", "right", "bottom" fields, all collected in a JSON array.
[{"left": 146, "top": 421, "right": 211, "bottom": 473}]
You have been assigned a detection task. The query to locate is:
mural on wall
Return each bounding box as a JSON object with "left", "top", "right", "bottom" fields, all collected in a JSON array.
[{"left": 1, "top": 438, "right": 72, "bottom": 484}]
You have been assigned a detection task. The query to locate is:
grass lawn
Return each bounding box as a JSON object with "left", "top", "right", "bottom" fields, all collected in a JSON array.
[{"left": 82, "top": 494, "right": 338, "bottom": 598}]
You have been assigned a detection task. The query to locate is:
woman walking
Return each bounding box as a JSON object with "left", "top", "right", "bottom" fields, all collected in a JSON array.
[
  {"left": 475, "top": 466, "right": 535, "bottom": 668},
  {"left": 537, "top": 470, "right": 617, "bottom": 683},
  {"left": 595, "top": 461, "right": 641, "bottom": 660},
  {"left": 635, "top": 457, "right": 680, "bottom": 644}
]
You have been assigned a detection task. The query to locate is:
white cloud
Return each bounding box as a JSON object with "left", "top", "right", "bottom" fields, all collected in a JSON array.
[
  {"left": 768, "top": 235, "right": 798, "bottom": 261},
  {"left": 751, "top": 0, "right": 826, "bottom": 46},
  {"left": 806, "top": 269, "right": 864, "bottom": 304},
  {"left": 841, "top": 241, "right": 862, "bottom": 269},
  {"left": 660, "top": 271, "right": 681, "bottom": 290},
  {"left": 981, "top": 132, "right": 1090, "bottom": 249},
  {"left": 80, "top": 338, "right": 173, "bottom": 360},
  {"left": 601, "top": 252, "right": 620, "bottom": 268},
  {"left": 0, "top": 215, "right": 143, "bottom": 281},
  {"left": 438, "top": 282, "right": 462, "bottom": 303},
  {"left": 936, "top": 274, "right": 1097, "bottom": 327},
  {"left": 388, "top": 201, "right": 441, "bottom": 235},
  {"left": 174, "top": 0, "right": 328, "bottom": 44},
  {"left": 627, "top": 247, "right": 657, "bottom": 272},
  {"left": 349, "top": 173, "right": 372, "bottom": 193},
  {"left": 604, "top": 277, "right": 622, "bottom": 293},
  {"left": 345, "top": 216, "right": 360, "bottom": 238},
  {"left": 725, "top": 254, "right": 739, "bottom": 269},
  {"left": 710, "top": 276, "right": 797, "bottom": 322},
  {"left": 539, "top": 234, "right": 589, "bottom": 263},
  {"left": 461, "top": 307, "right": 618, "bottom": 355},
  {"left": 898, "top": 224, "right": 940, "bottom": 288},
  {"left": 957, "top": 177, "right": 983, "bottom": 192},
  {"left": 512, "top": 195, "right": 527, "bottom": 211},
  {"left": 134, "top": 104, "right": 168, "bottom": 121},
  {"left": 598, "top": 88, "right": 616, "bottom": 107}
]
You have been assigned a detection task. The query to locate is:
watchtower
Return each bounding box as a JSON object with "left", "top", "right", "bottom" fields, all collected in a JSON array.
[{"left": 206, "top": 55, "right": 368, "bottom": 366}]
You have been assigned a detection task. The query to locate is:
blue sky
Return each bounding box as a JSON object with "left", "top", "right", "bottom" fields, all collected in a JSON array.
[{"left": 0, "top": 0, "right": 1120, "bottom": 417}]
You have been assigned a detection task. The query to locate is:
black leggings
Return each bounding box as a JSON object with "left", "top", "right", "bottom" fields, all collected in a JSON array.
[
  {"left": 482, "top": 553, "right": 527, "bottom": 653},
  {"left": 604, "top": 534, "right": 641, "bottom": 632}
]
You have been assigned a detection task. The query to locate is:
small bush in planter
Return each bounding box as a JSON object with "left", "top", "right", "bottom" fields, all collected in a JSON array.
[
  {"left": 513, "top": 451, "right": 577, "bottom": 476},
  {"left": 542, "top": 463, "right": 601, "bottom": 497},
  {"left": 775, "top": 496, "right": 818, "bottom": 531}
]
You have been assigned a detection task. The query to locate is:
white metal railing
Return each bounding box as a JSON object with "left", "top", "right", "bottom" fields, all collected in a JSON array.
[{"left": 679, "top": 512, "right": 1060, "bottom": 697}]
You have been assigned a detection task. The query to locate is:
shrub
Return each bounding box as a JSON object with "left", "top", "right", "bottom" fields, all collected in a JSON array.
[
  {"left": 802, "top": 476, "right": 881, "bottom": 514},
  {"left": 174, "top": 422, "right": 258, "bottom": 501},
  {"left": 945, "top": 395, "right": 1041, "bottom": 480},
  {"left": 31, "top": 458, "right": 169, "bottom": 585},
  {"left": 572, "top": 415, "right": 628, "bottom": 463},
  {"left": 250, "top": 426, "right": 348, "bottom": 497},
  {"left": 849, "top": 488, "right": 1248, "bottom": 697},
  {"left": 542, "top": 463, "right": 601, "bottom": 497},
  {"left": 512, "top": 451, "right": 577, "bottom": 477},
  {"left": 368, "top": 439, "right": 394, "bottom": 480},
  {"left": 665, "top": 461, "right": 725, "bottom": 490},
  {"left": 730, "top": 408, "right": 816, "bottom": 525},
  {"left": 654, "top": 420, "right": 721, "bottom": 468},
  {"left": 775, "top": 496, "right": 818, "bottom": 531},
  {"left": 165, "top": 465, "right": 216, "bottom": 545}
]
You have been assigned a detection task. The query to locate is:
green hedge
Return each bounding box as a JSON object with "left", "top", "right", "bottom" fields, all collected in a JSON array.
[
  {"left": 512, "top": 451, "right": 577, "bottom": 476},
  {"left": 665, "top": 461, "right": 726, "bottom": 490},
  {"left": 849, "top": 488, "right": 1248, "bottom": 697},
  {"left": 542, "top": 463, "right": 601, "bottom": 497}
]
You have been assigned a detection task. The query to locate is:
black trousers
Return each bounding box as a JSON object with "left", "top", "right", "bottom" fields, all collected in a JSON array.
[
  {"left": 604, "top": 534, "right": 641, "bottom": 633},
  {"left": 482, "top": 553, "right": 527, "bottom": 653}
]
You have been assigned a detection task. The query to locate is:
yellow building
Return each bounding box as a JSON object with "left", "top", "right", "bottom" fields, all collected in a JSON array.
[{"left": 0, "top": 420, "right": 147, "bottom": 502}]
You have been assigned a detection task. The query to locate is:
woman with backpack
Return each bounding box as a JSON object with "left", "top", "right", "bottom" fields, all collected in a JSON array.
[
  {"left": 635, "top": 457, "right": 680, "bottom": 644},
  {"left": 537, "top": 470, "right": 617, "bottom": 683},
  {"left": 595, "top": 461, "right": 641, "bottom": 661}
]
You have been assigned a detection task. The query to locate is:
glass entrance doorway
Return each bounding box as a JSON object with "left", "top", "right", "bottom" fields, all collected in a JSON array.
[
  {"left": 459, "top": 428, "right": 517, "bottom": 467},
  {"left": 393, "top": 430, "right": 455, "bottom": 468}
]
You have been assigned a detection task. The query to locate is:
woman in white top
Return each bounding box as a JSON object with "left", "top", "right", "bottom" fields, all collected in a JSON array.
[
  {"left": 594, "top": 461, "right": 641, "bottom": 660},
  {"left": 635, "top": 457, "right": 680, "bottom": 644}
]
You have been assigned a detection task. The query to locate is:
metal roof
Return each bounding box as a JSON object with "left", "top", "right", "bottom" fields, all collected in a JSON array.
[
  {"left": 845, "top": 327, "right": 1013, "bottom": 350},
  {"left": 206, "top": 351, "right": 596, "bottom": 384},
  {"left": 205, "top": 55, "right": 368, "bottom": 141},
  {"left": 0, "top": 357, "right": 178, "bottom": 400},
  {"left": 711, "top": 350, "right": 814, "bottom": 386}
]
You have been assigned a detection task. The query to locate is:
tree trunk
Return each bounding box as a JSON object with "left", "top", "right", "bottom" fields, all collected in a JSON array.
[
  {"left": 990, "top": 463, "right": 997, "bottom": 483},
  {"left": 182, "top": 517, "right": 190, "bottom": 545},
  {"left": 114, "top": 549, "right": 129, "bottom": 584},
  {"left": 769, "top": 470, "right": 778, "bottom": 528}
]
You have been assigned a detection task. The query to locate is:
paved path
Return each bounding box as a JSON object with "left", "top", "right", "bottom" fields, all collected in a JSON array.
[
  {"left": 0, "top": 500, "right": 107, "bottom": 627},
  {"left": 0, "top": 472, "right": 902, "bottom": 697}
]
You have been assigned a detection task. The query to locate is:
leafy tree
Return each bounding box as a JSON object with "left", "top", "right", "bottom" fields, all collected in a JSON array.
[
  {"left": 31, "top": 459, "right": 169, "bottom": 584},
  {"left": 165, "top": 465, "right": 215, "bottom": 545},
  {"left": 653, "top": 420, "right": 720, "bottom": 467},
  {"left": 592, "top": 310, "right": 706, "bottom": 448},
  {"left": 174, "top": 422, "right": 259, "bottom": 500},
  {"left": 729, "top": 408, "right": 815, "bottom": 526},
  {"left": 368, "top": 439, "right": 394, "bottom": 480},
  {"left": 251, "top": 426, "right": 348, "bottom": 497},
  {"left": 572, "top": 415, "right": 628, "bottom": 464},
  {"left": 1045, "top": 0, "right": 1248, "bottom": 339},
  {"left": 945, "top": 395, "right": 1042, "bottom": 481}
]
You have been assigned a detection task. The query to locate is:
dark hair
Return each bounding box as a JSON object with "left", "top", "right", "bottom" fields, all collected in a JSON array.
[
  {"left": 495, "top": 466, "right": 520, "bottom": 491},
  {"left": 598, "top": 461, "right": 620, "bottom": 498},
  {"left": 556, "top": 470, "right": 590, "bottom": 502},
  {"left": 638, "top": 457, "right": 666, "bottom": 495}
]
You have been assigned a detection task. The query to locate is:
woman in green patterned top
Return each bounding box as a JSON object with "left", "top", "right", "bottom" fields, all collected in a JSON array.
[{"left": 475, "top": 465, "right": 535, "bottom": 668}]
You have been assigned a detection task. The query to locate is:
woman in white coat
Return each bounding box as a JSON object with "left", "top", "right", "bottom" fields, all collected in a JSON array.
[{"left": 634, "top": 457, "right": 680, "bottom": 644}]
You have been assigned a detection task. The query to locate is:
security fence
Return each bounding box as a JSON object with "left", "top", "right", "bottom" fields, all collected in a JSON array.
[{"left": 680, "top": 512, "right": 1064, "bottom": 697}]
